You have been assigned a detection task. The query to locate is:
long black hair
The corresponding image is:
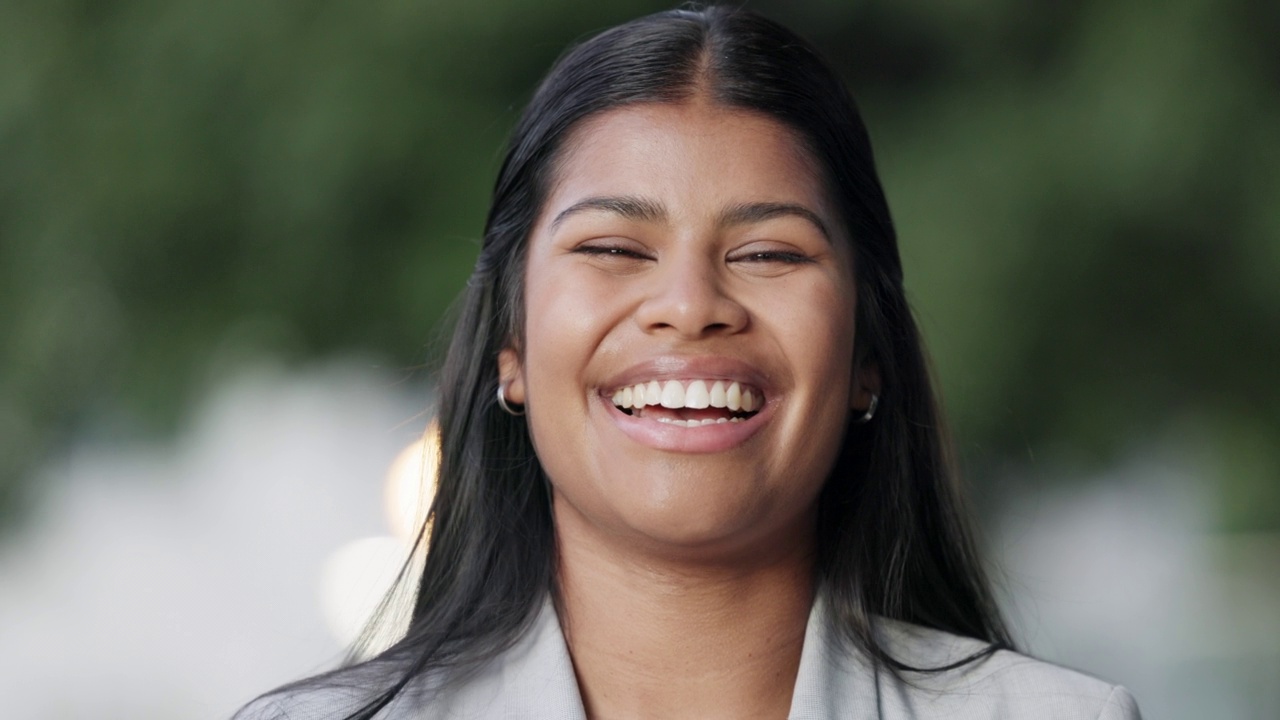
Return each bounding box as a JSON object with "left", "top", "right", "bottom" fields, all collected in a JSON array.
[{"left": 240, "top": 5, "right": 1010, "bottom": 718}]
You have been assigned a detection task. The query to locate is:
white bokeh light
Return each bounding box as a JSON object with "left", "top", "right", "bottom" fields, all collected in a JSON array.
[
  {"left": 383, "top": 423, "right": 440, "bottom": 542},
  {"left": 316, "top": 423, "right": 440, "bottom": 654},
  {"left": 318, "top": 535, "right": 411, "bottom": 651}
]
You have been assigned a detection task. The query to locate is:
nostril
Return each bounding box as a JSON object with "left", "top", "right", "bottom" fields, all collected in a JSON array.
[{"left": 633, "top": 276, "right": 750, "bottom": 338}]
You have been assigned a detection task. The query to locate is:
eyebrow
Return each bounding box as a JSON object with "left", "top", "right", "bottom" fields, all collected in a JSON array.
[
  {"left": 718, "top": 201, "right": 830, "bottom": 241},
  {"left": 550, "top": 196, "right": 666, "bottom": 231},
  {"left": 550, "top": 195, "right": 831, "bottom": 241}
]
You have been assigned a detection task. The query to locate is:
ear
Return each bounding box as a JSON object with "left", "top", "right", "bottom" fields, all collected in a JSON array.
[
  {"left": 851, "top": 361, "right": 881, "bottom": 414},
  {"left": 498, "top": 346, "right": 526, "bottom": 405}
]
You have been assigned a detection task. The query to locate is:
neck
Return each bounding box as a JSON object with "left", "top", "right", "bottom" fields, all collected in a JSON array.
[{"left": 554, "top": 513, "right": 816, "bottom": 720}]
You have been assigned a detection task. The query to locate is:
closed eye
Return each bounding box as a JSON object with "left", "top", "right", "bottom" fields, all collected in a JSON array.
[
  {"left": 573, "top": 244, "right": 651, "bottom": 260},
  {"left": 571, "top": 242, "right": 655, "bottom": 275},
  {"left": 734, "top": 250, "right": 814, "bottom": 264}
]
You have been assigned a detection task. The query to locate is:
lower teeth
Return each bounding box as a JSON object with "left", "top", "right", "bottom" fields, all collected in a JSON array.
[{"left": 653, "top": 417, "right": 741, "bottom": 427}]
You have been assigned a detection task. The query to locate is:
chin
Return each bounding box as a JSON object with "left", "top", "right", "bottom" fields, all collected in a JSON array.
[
  {"left": 548, "top": 455, "right": 823, "bottom": 562},
  {"left": 615, "top": 494, "right": 812, "bottom": 562}
]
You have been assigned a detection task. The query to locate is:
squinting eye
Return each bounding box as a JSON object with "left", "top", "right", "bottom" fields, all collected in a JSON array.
[
  {"left": 574, "top": 245, "right": 648, "bottom": 259},
  {"left": 571, "top": 243, "right": 655, "bottom": 272},
  {"left": 734, "top": 250, "right": 813, "bottom": 264}
]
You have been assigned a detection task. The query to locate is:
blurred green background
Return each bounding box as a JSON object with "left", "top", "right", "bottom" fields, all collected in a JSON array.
[
  {"left": 2, "top": 1, "right": 1278, "bottom": 717},
  {"left": 3, "top": 0, "right": 1276, "bottom": 532}
]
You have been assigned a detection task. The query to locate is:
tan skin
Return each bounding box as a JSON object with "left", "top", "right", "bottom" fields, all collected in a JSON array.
[{"left": 499, "top": 99, "right": 879, "bottom": 720}]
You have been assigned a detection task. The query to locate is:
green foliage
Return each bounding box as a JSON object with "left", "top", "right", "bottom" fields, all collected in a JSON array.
[{"left": 1, "top": 0, "right": 1276, "bottom": 531}]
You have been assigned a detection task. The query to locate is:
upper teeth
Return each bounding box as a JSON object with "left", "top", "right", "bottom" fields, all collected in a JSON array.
[{"left": 610, "top": 380, "right": 760, "bottom": 412}]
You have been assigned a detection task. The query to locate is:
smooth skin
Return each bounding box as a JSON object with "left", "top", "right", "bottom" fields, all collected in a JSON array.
[{"left": 499, "top": 99, "right": 878, "bottom": 720}]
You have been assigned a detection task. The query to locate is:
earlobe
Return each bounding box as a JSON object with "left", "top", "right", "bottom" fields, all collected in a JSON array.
[
  {"left": 498, "top": 347, "right": 526, "bottom": 405},
  {"left": 850, "top": 363, "right": 881, "bottom": 415}
]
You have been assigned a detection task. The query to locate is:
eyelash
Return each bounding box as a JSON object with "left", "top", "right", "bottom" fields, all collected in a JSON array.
[
  {"left": 733, "top": 250, "right": 813, "bottom": 265},
  {"left": 575, "top": 245, "right": 813, "bottom": 265},
  {"left": 574, "top": 245, "right": 650, "bottom": 260}
]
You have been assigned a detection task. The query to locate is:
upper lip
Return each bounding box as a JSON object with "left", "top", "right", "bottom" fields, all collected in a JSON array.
[{"left": 598, "top": 356, "right": 774, "bottom": 396}]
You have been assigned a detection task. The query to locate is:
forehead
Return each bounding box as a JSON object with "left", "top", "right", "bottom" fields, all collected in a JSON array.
[{"left": 542, "top": 101, "right": 835, "bottom": 224}]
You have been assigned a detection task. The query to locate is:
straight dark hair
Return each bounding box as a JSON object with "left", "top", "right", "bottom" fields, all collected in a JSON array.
[{"left": 239, "top": 5, "right": 1010, "bottom": 718}]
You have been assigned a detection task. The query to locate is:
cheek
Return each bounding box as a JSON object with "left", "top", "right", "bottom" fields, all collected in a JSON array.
[
  {"left": 521, "top": 275, "right": 620, "bottom": 391},
  {"left": 772, "top": 279, "right": 857, "bottom": 375},
  {"left": 763, "top": 279, "right": 858, "bottom": 458},
  {"left": 517, "top": 259, "right": 633, "bottom": 483}
]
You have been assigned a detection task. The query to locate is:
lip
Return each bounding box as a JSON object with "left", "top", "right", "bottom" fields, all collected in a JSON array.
[
  {"left": 599, "top": 356, "right": 773, "bottom": 395},
  {"left": 594, "top": 356, "right": 775, "bottom": 454}
]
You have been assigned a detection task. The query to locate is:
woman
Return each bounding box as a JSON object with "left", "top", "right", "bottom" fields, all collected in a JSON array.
[{"left": 239, "top": 6, "right": 1141, "bottom": 719}]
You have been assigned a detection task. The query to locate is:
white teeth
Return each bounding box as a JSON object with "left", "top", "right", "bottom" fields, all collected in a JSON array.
[
  {"left": 645, "top": 381, "right": 662, "bottom": 406},
  {"left": 685, "top": 380, "right": 710, "bottom": 409},
  {"left": 655, "top": 416, "right": 746, "bottom": 427},
  {"left": 610, "top": 379, "right": 762, "bottom": 414},
  {"left": 660, "top": 380, "right": 685, "bottom": 408},
  {"left": 726, "top": 382, "right": 742, "bottom": 412},
  {"left": 710, "top": 381, "right": 727, "bottom": 408}
]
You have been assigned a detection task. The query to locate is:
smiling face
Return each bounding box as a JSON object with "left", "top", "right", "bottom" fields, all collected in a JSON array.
[{"left": 500, "top": 100, "right": 871, "bottom": 562}]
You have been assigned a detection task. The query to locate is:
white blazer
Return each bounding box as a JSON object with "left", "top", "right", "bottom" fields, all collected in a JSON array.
[{"left": 239, "top": 594, "right": 1142, "bottom": 719}]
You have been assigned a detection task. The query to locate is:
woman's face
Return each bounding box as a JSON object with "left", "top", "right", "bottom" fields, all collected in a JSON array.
[{"left": 501, "top": 101, "right": 869, "bottom": 561}]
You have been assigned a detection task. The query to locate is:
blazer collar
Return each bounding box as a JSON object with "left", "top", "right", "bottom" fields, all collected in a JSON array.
[
  {"left": 787, "top": 592, "right": 882, "bottom": 719},
  {"left": 441, "top": 592, "right": 880, "bottom": 719},
  {"left": 430, "top": 598, "right": 587, "bottom": 719}
]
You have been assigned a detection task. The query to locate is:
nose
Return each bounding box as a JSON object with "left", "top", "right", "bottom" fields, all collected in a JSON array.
[{"left": 633, "top": 253, "right": 749, "bottom": 339}]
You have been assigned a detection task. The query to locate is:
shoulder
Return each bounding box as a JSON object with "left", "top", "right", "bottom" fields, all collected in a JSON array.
[
  {"left": 232, "top": 687, "right": 360, "bottom": 720},
  {"left": 230, "top": 601, "right": 583, "bottom": 720},
  {"left": 232, "top": 684, "right": 406, "bottom": 720},
  {"left": 872, "top": 620, "right": 1142, "bottom": 720},
  {"left": 232, "top": 684, "right": 438, "bottom": 720},
  {"left": 230, "top": 665, "right": 426, "bottom": 720}
]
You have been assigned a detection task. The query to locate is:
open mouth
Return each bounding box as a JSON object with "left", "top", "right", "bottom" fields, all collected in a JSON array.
[{"left": 608, "top": 379, "right": 762, "bottom": 427}]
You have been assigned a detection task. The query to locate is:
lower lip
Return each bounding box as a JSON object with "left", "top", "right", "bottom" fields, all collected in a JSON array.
[{"left": 598, "top": 396, "right": 771, "bottom": 453}]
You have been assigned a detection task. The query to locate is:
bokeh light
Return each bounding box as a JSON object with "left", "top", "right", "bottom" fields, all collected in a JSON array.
[
  {"left": 318, "top": 535, "right": 409, "bottom": 650},
  {"left": 318, "top": 422, "right": 440, "bottom": 652},
  {"left": 383, "top": 422, "right": 440, "bottom": 542}
]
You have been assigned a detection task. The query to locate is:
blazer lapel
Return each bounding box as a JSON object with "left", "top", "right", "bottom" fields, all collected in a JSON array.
[
  {"left": 441, "top": 593, "right": 882, "bottom": 719},
  {"left": 432, "top": 599, "right": 588, "bottom": 719},
  {"left": 788, "top": 593, "right": 882, "bottom": 720}
]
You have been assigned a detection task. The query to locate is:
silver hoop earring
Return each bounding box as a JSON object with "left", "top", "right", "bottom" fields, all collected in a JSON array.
[
  {"left": 497, "top": 384, "right": 525, "bottom": 416},
  {"left": 856, "top": 393, "right": 879, "bottom": 424}
]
